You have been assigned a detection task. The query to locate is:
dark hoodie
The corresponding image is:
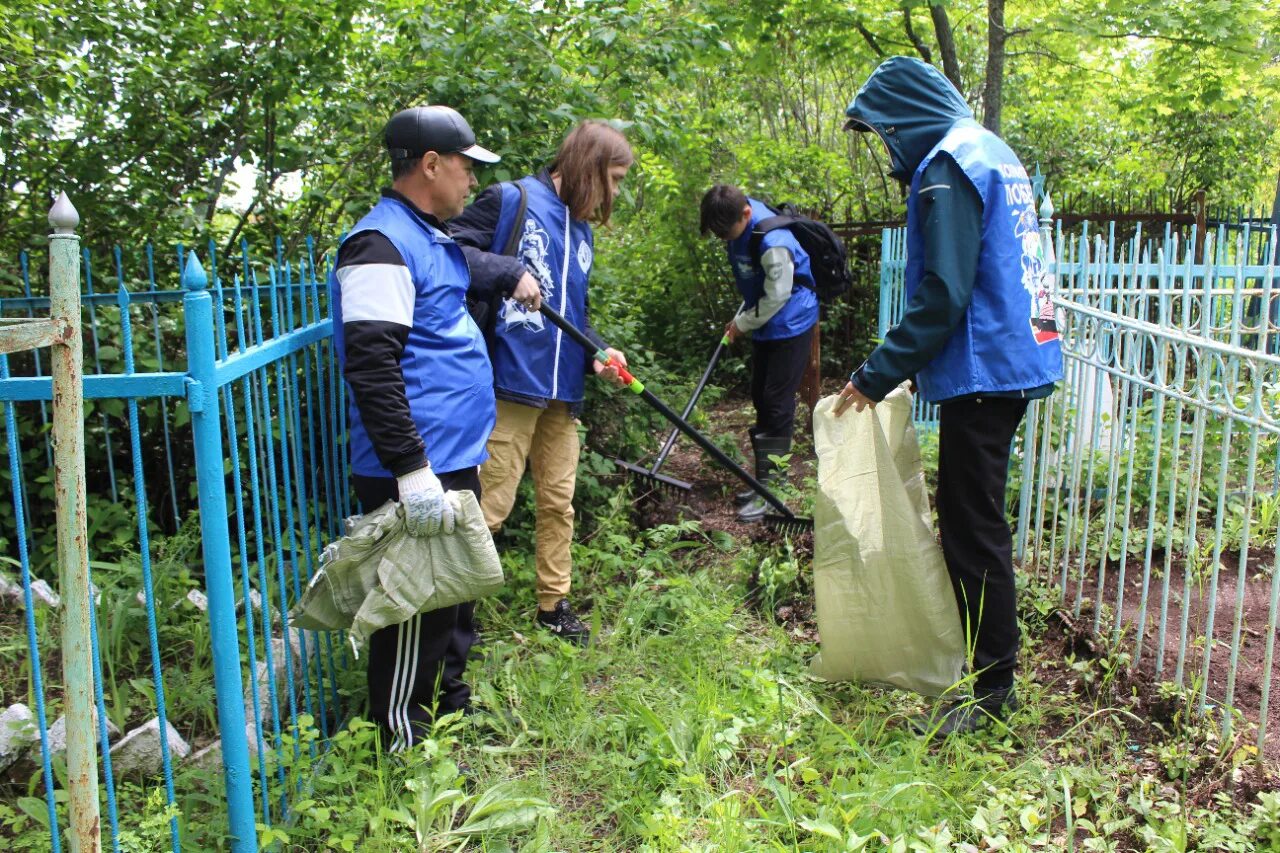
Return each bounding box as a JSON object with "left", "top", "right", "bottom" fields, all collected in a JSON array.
[
  {"left": 845, "top": 57, "right": 1052, "bottom": 402},
  {"left": 844, "top": 56, "right": 972, "bottom": 182}
]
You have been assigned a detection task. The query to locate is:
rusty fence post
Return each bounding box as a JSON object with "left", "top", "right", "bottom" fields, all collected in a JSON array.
[{"left": 49, "top": 192, "right": 101, "bottom": 853}]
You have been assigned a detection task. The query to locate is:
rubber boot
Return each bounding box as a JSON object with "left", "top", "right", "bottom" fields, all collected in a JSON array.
[
  {"left": 910, "top": 686, "right": 1019, "bottom": 737},
  {"left": 737, "top": 435, "right": 791, "bottom": 522},
  {"left": 734, "top": 431, "right": 762, "bottom": 506}
]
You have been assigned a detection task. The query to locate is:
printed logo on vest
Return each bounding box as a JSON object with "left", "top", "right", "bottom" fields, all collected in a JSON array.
[
  {"left": 577, "top": 240, "right": 592, "bottom": 274},
  {"left": 1012, "top": 205, "right": 1059, "bottom": 345},
  {"left": 502, "top": 217, "right": 553, "bottom": 332}
]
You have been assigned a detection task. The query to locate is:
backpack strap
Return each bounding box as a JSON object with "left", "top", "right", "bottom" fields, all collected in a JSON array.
[
  {"left": 748, "top": 214, "right": 798, "bottom": 257},
  {"left": 501, "top": 181, "right": 529, "bottom": 256},
  {"left": 747, "top": 213, "right": 822, "bottom": 295},
  {"left": 470, "top": 181, "right": 530, "bottom": 346}
]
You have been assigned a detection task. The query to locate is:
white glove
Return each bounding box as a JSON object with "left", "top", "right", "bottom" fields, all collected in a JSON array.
[{"left": 397, "top": 466, "right": 454, "bottom": 537}]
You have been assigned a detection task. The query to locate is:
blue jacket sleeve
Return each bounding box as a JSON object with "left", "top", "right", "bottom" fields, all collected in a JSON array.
[{"left": 851, "top": 154, "right": 983, "bottom": 401}]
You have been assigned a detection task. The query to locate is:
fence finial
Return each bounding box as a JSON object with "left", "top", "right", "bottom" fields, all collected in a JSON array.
[
  {"left": 1039, "top": 193, "right": 1055, "bottom": 223},
  {"left": 1031, "top": 162, "right": 1045, "bottom": 203},
  {"left": 182, "top": 251, "right": 209, "bottom": 291},
  {"left": 48, "top": 191, "right": 79, "bottom": 234}
]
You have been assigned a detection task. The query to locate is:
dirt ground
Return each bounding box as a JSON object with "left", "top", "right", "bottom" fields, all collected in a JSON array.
[{"left": 1056, "top": 548, "right": 1280, "bottom": 765}]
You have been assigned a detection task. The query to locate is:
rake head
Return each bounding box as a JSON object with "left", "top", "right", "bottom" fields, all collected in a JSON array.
[
  {"left": 763, "top": 513, "right": 814, "bottom": 535},
  {"left": 612, "top": 457, "right": 693, "bottom": 494}
]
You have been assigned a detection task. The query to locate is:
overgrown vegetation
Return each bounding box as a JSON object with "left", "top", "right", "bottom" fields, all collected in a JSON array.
[
  {"left": 4, "top": 1, "right": 1278, "bottom": 344},
  {"left": 7, "top": 499, "right": 1276, "bottom": 849}
]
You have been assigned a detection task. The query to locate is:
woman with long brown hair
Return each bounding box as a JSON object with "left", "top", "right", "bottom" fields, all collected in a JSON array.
[{"left": 453, "top": 120, "right": 633, "bottom": 645}]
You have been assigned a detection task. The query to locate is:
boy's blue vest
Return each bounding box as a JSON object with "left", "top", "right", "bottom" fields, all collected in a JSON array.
[
  {"left": 907, "top": 119, "right": 1063, "bottom": 402},
  {"left": 726, "top": 199, "right": 819, "bottom": 341},
  {"left": 331, "top": 196, "right": 495, "bottom": 476},
  {"left": 488, "top": 176, "right": 595, "bottom": 402}
]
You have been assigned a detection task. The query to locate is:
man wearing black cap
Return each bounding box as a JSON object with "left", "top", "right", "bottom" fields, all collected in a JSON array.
[{"left": 330, "top": 105, "right": 540, "bottom": 751}]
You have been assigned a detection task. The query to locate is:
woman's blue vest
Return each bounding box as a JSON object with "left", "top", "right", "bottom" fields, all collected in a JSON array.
[
  {"left": 331, "top": 196, "right": 495, "bottom": 476},
  {"left": 906, "top": 120, "right": 1063, "bottom": 402},
  {"left": 488, "top": 176, "right": 595, "bottom": 402},
  {"left": 726, "top": 199, "right": 819, "bottom": 341}
]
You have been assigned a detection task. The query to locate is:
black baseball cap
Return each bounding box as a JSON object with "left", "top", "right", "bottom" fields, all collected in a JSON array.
[{"left": 383, "top": 105, "right": 500, "bottom": 164}]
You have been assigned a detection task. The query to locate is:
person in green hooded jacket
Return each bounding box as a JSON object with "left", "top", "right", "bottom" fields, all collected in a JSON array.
[{"left": 836, "top": 57, "right": 1063, "bottom": 735}]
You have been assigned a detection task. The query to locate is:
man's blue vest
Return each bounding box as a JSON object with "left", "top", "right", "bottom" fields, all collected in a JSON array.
[
  {"left": 487, "top": 176, "right": 594, "bottom": 402},
  {"left": 727, "top": 199, "right": 819, "bottom": 341},
  {"left": 907, "top": 119, "right": 1063, "bottom": 402},
  {"left": 331, "top": 196, "right": 495, "bottom": 476}
]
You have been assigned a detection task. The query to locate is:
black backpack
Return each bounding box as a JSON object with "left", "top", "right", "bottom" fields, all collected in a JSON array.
[{"left": 748, "top": 203, "right": 852, "bottom": 302}]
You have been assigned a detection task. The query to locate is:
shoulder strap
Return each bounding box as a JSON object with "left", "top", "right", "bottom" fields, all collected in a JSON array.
[
  {"left": 501, "top": 182, "right": 529, "bottom": 257},
  {"left": 749, "top": 214, "right": 798, "bottom": 255}
]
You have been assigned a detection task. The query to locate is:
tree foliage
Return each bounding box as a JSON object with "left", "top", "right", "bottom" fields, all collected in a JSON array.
[{"left": 1, "top": 0, "right": 1276, "bottom": 353}]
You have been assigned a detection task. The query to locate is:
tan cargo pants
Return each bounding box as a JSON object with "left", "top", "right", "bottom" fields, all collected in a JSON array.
[{"left": 479, "top": 399, "right": 579, "bottom": 611}]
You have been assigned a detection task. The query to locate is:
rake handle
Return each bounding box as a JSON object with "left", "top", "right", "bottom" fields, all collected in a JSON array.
[
  {"left": 649, "top": 332, "right": 729, "bottom": 475},
  {"left": 649, "top": 301, "right": 744, "bottom": 476},
  {"left": 539, "top": 304, "right": 798, "bottom": 521}
]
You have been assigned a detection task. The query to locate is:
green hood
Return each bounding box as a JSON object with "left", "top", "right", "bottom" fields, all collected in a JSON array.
[{"left": 844, "top": 56, "right": 973, "bottom": 183}]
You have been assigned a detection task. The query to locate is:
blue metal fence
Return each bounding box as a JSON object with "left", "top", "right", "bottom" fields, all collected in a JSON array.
[
  {"left": 1, "top": 234, "right": 349, "bottom": 851},
  {"left": 875, "top": 224, "right": 938, "bottom": 429},
  {"left": 1017, "top": 218, "right": 1279, "bottom": 754}
]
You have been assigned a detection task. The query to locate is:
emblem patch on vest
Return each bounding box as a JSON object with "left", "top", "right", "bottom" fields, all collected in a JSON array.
[
  {"left": 1012, "top": 205, "right": 1059, "bottom": 345},
  {"left": 577, "top": 240, "right": 592, "bottom": 274},
  {"left": 501, "top": 218, "right": 553, "bottom": 332}
]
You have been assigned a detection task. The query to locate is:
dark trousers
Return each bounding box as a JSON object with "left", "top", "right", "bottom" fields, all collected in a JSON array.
[
  {"left": 935, "top": 396, "right": 1028, "bottom": 692},
  {"left": 352, "top": 468, "right": 480, "bottom": 752},
  {"left": 750, "top": 324, "right": 815, "bottom": 439}
]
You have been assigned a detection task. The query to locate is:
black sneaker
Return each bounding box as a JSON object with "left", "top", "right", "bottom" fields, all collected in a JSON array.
[
  {"left": 536, "top": 599, "right": 591, "bottom": 646},
  {"left": 911, "top": 687, "right": 1018, "bottom": 737}
]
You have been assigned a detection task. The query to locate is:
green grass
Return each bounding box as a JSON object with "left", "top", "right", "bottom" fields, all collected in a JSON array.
[
  {"left": 218, "top": 516, "right": 1275, "bottom": 851},
  {"left": 3, "top": 495, "right": 1277, "bottom": 850}
]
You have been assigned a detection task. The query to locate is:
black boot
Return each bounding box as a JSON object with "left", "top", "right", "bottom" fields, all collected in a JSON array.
[
  {"left": 738, "top": 435, "right": 791, "bottom": 523},
  {"left": 734, "top": 431, "right": 762, "bottom": 505},
  {"left": 911, "top": 686, "right": 1019, "bottom": 737}
]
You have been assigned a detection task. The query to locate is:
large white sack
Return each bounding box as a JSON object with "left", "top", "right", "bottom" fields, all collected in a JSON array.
[{"left": 809, "top": 386, "right": 965, "bottom": 697}]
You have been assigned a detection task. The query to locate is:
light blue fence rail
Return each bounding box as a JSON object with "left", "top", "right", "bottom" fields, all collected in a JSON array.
[
  {"left": 1017, "top": 219, "right": 1279, "bottom": 755},
  {"left": 875, "top": 224, "right": 937, "bottom": 429},
  {"left": 1, "top": 233, "right": 349, "bottom": 851}
]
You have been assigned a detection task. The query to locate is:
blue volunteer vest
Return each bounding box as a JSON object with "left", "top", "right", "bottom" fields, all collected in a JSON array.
[
  {"left": 487, "top": 176, "right": 594, "bottom": 402},
  {"left": 331, "top": 196, "right": 495, "bottom": 476},
  {"left": 907, "top": 119, "right": 1063, "bottom": 402},
  {"left": 727, "top": 199, "right": 819, "bottom": 341}
]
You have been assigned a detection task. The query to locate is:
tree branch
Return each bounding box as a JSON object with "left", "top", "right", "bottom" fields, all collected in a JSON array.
[
  {"left": 1006, "top": 47, "right": 1123, "bottom": 81},
  {"left": 855, "top": 21, "right": 885, "bottom": 57},
  {"left": 222, "top": 195, "right": 260, "bottom": 258},
  {"left": 902, "top": 6, "right": 933, "bottom": 64},
  {"left": 1045, "top": 28, "right": 1254, "bottom": 56},
  {"left": 928, "top": 1, "right": 963, "bottom": 90}
]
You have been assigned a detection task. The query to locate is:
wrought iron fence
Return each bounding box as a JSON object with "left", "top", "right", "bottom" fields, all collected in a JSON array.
[
  {"left": 1016, "top": 219, "right": 1279, "bottom": 754},
  {"left": 875, "top": 223, "right": 938, "bottom": 429},
  {"left": 1, "top": 205, "right": 348, "bottom": 851}
]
